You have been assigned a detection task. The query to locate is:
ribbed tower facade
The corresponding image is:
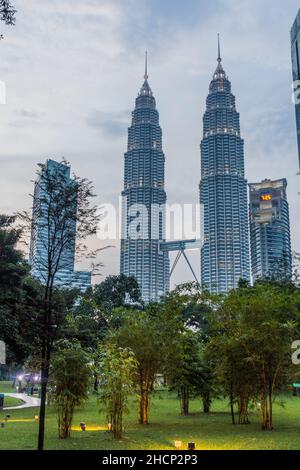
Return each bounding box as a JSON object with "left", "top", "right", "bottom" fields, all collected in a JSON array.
[
  {"left": 120, "top": 57, "right": 169, "bottom": 303},
  {"left": 199, "top": 39, "right": 250, "bottom": 293}
]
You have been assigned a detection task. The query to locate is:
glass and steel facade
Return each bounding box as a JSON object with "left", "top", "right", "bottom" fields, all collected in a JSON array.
[
  {"left": 29, "top": 159, "right": 91, "bottom": 293},
  {"left": 120, "top": 69, "right": 169, "bottom": 303},
  {"left": 291, "top": 9, "right": 300, "bottom": 170},
  {"left": 199, "top": 50, "right": 250, "bottom": 293},
  {"left": 249, "top": 179, "right": 292, "bottom": 282}
]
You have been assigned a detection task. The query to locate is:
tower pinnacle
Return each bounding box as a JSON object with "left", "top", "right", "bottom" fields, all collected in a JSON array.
[
  {"left": 217, "top": 33, "right": 221, "bottom": 63},
  {"left": 144, "top": 51, "right": 148, "bottom": 80}
]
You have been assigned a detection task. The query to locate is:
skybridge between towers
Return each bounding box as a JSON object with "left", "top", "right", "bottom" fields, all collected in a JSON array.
[{"left": 159, "top": 239, "right": 201, "bottom": 284}]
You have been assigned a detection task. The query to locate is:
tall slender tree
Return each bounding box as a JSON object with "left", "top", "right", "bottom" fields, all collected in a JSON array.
[{"left": 19, "top": 161, "right": 100, "bottom": 450}]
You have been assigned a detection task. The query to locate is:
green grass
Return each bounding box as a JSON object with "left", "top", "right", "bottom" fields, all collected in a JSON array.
[
  {"left": 0, "top": 382, "right": 16, "bottom": 394},
  {"left": 0, "top": 381, "right": 300, "bottom": 450},
  {"left": 3, "top": 396, "right": 24, "bottom": 407},
  {"left": 0, "top": 381, "right": 25, "bottom": 407}
]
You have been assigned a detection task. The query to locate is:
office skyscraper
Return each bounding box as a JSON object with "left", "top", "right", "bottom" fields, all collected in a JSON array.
[
  {"left": 120, "top": 56, "right": 169, "bottom": 303},
  {"left": 249, "top": 179, "right": 292, "bottom": 282},
  {"left": 29, "top": 159, "right": 91, "bottom": 292},
  {"left": 199, "top": 38, "right": 250, "bottom": 293},
  {"left": 291, "top": 8, "right": 300, "bottom": 170}
]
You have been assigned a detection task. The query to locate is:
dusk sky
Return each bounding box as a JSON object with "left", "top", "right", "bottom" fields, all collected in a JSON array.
[{"left": 1, "top": 0, "right": 300, "bottom": 287}]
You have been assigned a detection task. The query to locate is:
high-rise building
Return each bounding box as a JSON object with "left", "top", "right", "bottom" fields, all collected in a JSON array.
[
  {"left": 120, "top": 56, "right": 169, "bottom": 303},
  {"left": 199, "top": 37, "right": 250, "bottom": 293},
  {"left": 249, "top": 179, "right": 292, "bottom": 282},
  {"left": 291, "top": 8, "right": 300, "bottom": 170},
  {"left": 29, "top": 159, "right": 91, "bottom": 292}
]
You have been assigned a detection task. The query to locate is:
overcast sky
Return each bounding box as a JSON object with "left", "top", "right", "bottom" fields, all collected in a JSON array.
[{"left": 1, "top": 0, "right": 300, "bottom": 287}]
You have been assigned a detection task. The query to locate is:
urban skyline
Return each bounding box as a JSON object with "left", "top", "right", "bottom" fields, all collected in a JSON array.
[{"left": 1, "top": 1, "right": 300, "bottom": 289}]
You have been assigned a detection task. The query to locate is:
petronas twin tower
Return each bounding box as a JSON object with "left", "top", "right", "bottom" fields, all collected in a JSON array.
[
  {"left": 120, "top": 54, "right": 170, "bottom": 303},
  {"left": 200, "top": 39, "right": 250, "bottom": 293},
  {"left": 121, "top": 41, "right": 250, "bottom": 302}
]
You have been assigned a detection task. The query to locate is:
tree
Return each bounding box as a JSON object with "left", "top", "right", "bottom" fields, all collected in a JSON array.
[
  {"left": 209, "top": 283, "right": 300, "bottom": 430},
  {"left": 98, "top": 345, "right": 137, "bottom": 439},
  {"left": 113, "top": 301, "right": 182, "bottom": 425},
  {"left": 93, "top": 274, "right": 141, "bottom": 314},
  {"left": 50, "top": 342, "right": 91, "bottom": 439},
  {"left": 0, "top": 215, "right": 30, "bottom": 363},
  {"left": 166, "top": 332, "right": 207, "bottom": 416},
  {"left": 0, "top": 1, "right": 16, "bottom": 26},
  {"left": 19, "top": 160, "right": 100, "bottom": 450},
  {"left": 166, "top": 283, "right": 220, "bottom": 414}
]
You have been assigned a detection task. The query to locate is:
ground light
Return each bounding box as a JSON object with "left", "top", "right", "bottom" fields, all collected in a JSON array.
[
  {"left": 174, "top": 440, "right": 182, "bottom": 450},
  {"left": 79, "top": 422, "right": 86, "bottom": 431}
]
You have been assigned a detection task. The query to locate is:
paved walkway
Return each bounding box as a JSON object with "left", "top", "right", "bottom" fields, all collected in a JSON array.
[{"left": 3, "top": 393, "right": 41, "bottom": 410}]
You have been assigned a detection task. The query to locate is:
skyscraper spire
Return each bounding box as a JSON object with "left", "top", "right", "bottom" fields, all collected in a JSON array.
[
  {"left": 214, "top": 33, "right": 226, "bottom": 79},
  {"left": 121, "top": 56, "right": 169, "bottom": 303},
  {"left": 200, "top": 40, "right": 250, "bottom": 293},
  {"left": 144, "top": 50, "right": 148, "bottom": 80},
  {"left": 217, "top": 33, "right": 221, "bottom": 63}
]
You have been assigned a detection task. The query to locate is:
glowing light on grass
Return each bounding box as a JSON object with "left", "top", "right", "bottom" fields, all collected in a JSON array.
[
  {"left": 71, "top": 425, "right": 107, "bottom": 432},
  {"left": 174, "top": 440, "right": 182, "bottom": 450}
]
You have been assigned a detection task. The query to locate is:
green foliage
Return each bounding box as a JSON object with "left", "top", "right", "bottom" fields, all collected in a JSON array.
[
  {"left": 93, "top": 274, "right": 141, "bottom": 314},
  {"left": 206, "top": 283, "right": 300, "bottom": 429},
  {"left": 50, "top": 342, "right": 91, "bottom": 439},
  {"left": 98, "top": 345, "right": 137, "bottom": 439},
  {"left": 166, "top": 332, "right": 208, "bottom": 415},
  {"left": 0, "top": 215, "right": 31, "bottom": 362},
  {"left": 164, "top": 284, "right": 218, "bottom": 413},
  {"left": 112, "top": 301, "right": 183, "bottom": 424}
]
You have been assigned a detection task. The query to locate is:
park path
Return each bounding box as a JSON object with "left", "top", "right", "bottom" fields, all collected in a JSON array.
[{"left": 3, "top": 393, "right": 40, "bottom": 410}]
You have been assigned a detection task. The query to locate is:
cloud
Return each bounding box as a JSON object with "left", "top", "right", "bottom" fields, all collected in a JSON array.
[
  {"left": 1, "top": 0, "right": 300, "bottom": 286},
  {"left": 86, "top": 110, "right": 129, "bottom": 137}
]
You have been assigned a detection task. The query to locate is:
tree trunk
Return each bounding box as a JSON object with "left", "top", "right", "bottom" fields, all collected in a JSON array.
[
  {"left": 202, "top": 390, "right": 211, "bottom": 414},
  {"left": 38, "top": 337, "right": 49, "bottom": 451},
  {"left": 139, "top": 389, "right": 149, "bottom": 424},
  {"left": 180, "top": 387, "right": 189, "bottom": 416},
  {"left": 238, "top": 393, "right": 250, "bottom": 425},
  {"left": 230, "top": 386, "right": 235, "bottom": 425},
  {"left": 260, "top": 394, "right": 271, "bottom": 430},
  {"left": 93, "top": 373, "right": 99, "bottom": 393},
  {"left": 269, "top": 391, "right": 273, "bottom": 430}
]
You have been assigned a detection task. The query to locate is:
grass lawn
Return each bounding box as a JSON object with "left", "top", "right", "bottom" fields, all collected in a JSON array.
[
  {"left": 0, "top": 382, "right": 25, "bottom": 408},
  {"left": 3, "top": 396, "right": 24, "bottom": 407},
  {"left": 0, "top": 381, "right": 300, "bottom": 450}
]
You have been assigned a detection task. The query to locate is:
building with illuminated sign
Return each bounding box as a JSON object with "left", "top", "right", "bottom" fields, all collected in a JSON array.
[
  {"left": 120, "top": 55, "right": 169, "bottom": 303},
  {"left": 199, "top": 37, "right": 250, "bottom": 293},
  {"left": 249, "top": 178, "right": 292, "bottom": 282},
  {"left": 291, "top": 8, "right": 300, "bottom": 170}
]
